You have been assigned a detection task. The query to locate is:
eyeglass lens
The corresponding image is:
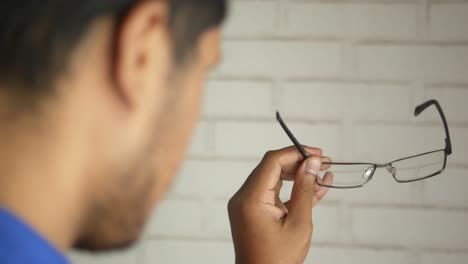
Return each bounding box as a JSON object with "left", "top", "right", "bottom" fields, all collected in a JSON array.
[{"left": 318, "top": 150, "right": 446, "bottom": 188}]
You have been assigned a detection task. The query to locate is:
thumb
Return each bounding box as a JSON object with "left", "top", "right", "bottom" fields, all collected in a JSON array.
[{"left": 286, "top": 157, "right": 321, "bottom": 226}]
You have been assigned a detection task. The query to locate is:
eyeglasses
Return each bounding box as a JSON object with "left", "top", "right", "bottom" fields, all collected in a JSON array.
[{"left": 276, "top": 100, "right": 453, "bottom": 189}]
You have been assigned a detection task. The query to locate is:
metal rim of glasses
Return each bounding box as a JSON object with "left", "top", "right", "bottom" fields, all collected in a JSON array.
[{"left": 276, "top": 100, "right": 452, "bottom": 189}]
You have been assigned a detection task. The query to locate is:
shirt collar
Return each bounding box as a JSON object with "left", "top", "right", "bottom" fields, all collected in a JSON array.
[{"left": 0, "top": 208, "right": 69, "bottom": 264}]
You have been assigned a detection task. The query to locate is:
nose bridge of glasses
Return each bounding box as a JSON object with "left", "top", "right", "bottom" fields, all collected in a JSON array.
[
  {"left": 374, "top": 163, "right": 397, "bottom": 176},
  {"left": 385, "top": 164, "right": 397, "bottom": 176}
]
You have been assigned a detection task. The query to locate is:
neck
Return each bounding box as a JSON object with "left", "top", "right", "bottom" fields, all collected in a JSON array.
[{"left": 0, "top": 104, "right": 88, "bottom": 253}]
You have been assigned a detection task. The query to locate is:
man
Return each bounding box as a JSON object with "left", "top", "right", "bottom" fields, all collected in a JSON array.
[{"left": 0, "top": 1, "right": 332, "bottom": 263}]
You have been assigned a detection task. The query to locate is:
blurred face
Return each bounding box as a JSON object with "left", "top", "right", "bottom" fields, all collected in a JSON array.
[{"left": 73, "top": 1, "right": 222, "bottom": 251}]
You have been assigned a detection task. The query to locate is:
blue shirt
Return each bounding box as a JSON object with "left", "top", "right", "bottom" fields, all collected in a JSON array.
[{"left": 0, "top": 208, "right": 69, "bottom": 264}]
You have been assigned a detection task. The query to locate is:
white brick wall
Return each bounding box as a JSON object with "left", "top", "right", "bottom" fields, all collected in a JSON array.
[
  {"left": 352, "top": 208, "right": 468, "bottom": 249},
  {"left": 356, "top": 45, "right": 468, "bottom": 82},
  {"left": 429, "top": 4, "right": 468, "bottom": 41},
  {"left": 218, "top": 40, "right": 342, "bottom": 78},
  {"left": 73, "top": 0, "right": 468, "bottom": 263},
  {"left": 306, "top": 247, "right": 411, "bottom": 264},
  {"left": 284, "top": 3, "right": 419, "bottom": 40},
  {"left": 421, "top": 252, "right": 468, "bottom": 264},
  {"left": 145, "top": 240, "right": 234, "bottom": 264}
]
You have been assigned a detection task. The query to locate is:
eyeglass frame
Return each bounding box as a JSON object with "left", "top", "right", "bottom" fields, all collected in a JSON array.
[{"left": 276, "top": 99, "right": 453, "bottom": 189}]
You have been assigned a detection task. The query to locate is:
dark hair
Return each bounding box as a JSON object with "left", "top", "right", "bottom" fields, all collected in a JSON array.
[{"left": 0, "top": 0, "right": 227, "bottom": 99}]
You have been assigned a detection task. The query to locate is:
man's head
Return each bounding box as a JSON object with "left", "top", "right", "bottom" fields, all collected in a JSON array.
[{"left": 0, "top": 0, "right": 227, "bottom": 251}]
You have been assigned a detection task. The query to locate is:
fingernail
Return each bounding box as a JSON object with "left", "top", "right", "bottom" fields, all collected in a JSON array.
[{"left": 305, "top": 158, "right": 321, "bottom": 175}]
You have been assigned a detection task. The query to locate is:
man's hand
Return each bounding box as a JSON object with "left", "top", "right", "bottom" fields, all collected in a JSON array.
[{"left": 228, "top": 146, "right": 333, "bottom": 264}]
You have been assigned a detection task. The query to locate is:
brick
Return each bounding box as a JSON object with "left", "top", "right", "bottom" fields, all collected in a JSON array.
[
  {"left": 451, "top": 127, "right": 468, "bottom": 165},
  {"left": 224, "top": 1, "right": 277, "bottom": 37},
  {"left": 284, "top": 3, "right": 344, "bottom": 37},
  {"left": 203, "top": 80, "right": 273, "bottom": 118},
  {"left": 214, "top": 121, "right": 342, "bottom": 159},
  {"left": 170, "top": 160, "right": 256, "bottom": 200},
  {"left": 205, "top": 201, "right": 231, "bottom": 238},
  {"left": 188, "top": 122, "right": 211, "bottom": 156},
  {"left": 218, "top": 41, "right": 342, "bottom": 78},
  {"left": 346, "top": 4, "right": 418, "bottom": 40},
  {"left": 357, "top": 45, "right": 468, "bottom": 82},
  {"left": 281, "top": 82, "right": 411, "bottom": 121},
  {"left": 352, "top": 124, "right": 446, "bottom": 163},
  {"left": 146, "top": 240, "right": 234, "bottom": 264},
  {"left": 69, "top": 247, "right": 139, "bottom": 264},
  {"left": 424, "top": 87, "right": 468, "bottom": 123},
  {"left": 429, "top": 4, "right": 468, "bottom": 41},
  {"left": 306, "top": 247, "right": 409, "bottom": 264},
  {"left": 311, "top": 205, "right": 341, "bottom": 243},
  {"left": 286, "top": 3, "right": 418, "bottom": 40},
  {"left": 352, "top": 207, "right": 468, "bottom": 249},
  {"left": 146, "top": 200, "right": 203, "bottom": 237},
  {"left": 421, "top": 252, "right": 468, "bottom": 264},
  {"left": 424, "top": 168, "right": 468, "bottom": 207}
]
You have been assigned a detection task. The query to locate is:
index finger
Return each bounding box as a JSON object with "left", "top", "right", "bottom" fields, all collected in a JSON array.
[{"left": 247, "top": 146, "right": 323, "bottom": 192}]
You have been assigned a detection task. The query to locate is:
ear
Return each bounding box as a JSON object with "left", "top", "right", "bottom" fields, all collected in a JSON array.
[
  {"left": 197, "top": 27, "right": 223, "bottom": 70},
  {"left": 113, "top": 0, "right": 171, "bottom": 109}
]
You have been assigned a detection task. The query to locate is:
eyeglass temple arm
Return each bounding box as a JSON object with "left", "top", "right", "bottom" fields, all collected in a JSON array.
[
  {"left": 414, "top": 99, "right": 452, "bottom": 155},
  {"left": 276, "top": 112, "right": 311, "bottom": 159}
]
